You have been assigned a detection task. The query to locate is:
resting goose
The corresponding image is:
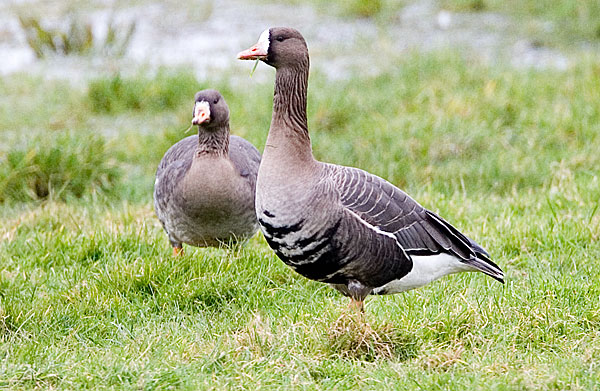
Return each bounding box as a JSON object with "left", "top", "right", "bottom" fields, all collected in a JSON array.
[
  {"left": 238, "top": 27, "right": 504, "bottom": 309},
  {"left": 154, "top": 89, "right": 261, "bottom": 255}
]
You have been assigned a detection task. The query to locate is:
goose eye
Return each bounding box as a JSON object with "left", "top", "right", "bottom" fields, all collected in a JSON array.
[
  {"left": 213, "top": 99, "right": 218, "bottom": 104},
  {"left": 276, "top": 36, "right": 284, "bottom": 42}
]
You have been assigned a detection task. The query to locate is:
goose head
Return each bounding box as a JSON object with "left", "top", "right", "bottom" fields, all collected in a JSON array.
[
  {"left": 237, "top": 27, "right": 308, "bottom": 69},
  {"left": 191, "top": 89, "right": 230, "bottom": 129}
]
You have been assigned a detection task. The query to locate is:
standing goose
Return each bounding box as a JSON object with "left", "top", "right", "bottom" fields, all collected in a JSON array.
[
  {"left": 154, "top": 89, "right": 261, "bottom": 255},
  {"left": 238, "top": 27, "right": 504, "bottom": 309}
]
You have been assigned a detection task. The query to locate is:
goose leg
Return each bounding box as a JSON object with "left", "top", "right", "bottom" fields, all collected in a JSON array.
[
  {"left": 349, "top": 298, "right": 364, "bottom": 313},
  {"left": 173, "top": 246, "right": 184, "bottom": 256},
  {"left": 347, "top": 279, "right": 371, "bottom": 313},
  {"left": 332, "top": 280, "right": 371, "bottom": 313}
]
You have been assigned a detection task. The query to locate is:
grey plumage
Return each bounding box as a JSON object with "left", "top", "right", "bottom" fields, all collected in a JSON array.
[
  {"left": 154, "top": 89, "right": 261, "bottom": 250},
  {"left": 239, "top": 27, "right": 503, "bottom": 306}
]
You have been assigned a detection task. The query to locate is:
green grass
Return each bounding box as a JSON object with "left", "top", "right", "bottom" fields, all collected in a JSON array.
[
  {"left": 87, "top": 70, "right": 199, "bottom": 114},
  {"left": 1, "top": 50, "right": 600, "bottom": 388},
  {"left": 0, "top": 131, "right": 121, "bottom": 203},
  {"left": 441, "top": 0, "right": 600, "bottom": 46}
]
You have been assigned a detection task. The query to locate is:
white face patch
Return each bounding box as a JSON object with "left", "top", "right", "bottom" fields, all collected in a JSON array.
[
  {"left": 193, "top": 101, "right": 210, "bottom": 124},
  {"left": 256, "top": 28, "right": 270, "bottom": 54}
]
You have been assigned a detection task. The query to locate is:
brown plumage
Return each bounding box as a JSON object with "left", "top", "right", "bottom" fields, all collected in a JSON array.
[
  {"left": 154, "top": 89, "right": 261, "bottom": 254},
  {"left": 238, "top": 27, "right": 504, "bottom": 309}
]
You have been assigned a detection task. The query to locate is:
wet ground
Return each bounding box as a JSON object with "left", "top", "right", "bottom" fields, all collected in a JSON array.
[{"left": 0, "top": 0, "right": 576, "bottom": 82}]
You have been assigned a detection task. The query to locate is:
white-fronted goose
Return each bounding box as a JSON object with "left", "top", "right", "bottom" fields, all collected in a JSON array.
[
  {"left": 154, "top": 89, "right": 261, "bottom": 255},
  {"left": 238, "top": 27, "right": 504, "bottom": 309}
]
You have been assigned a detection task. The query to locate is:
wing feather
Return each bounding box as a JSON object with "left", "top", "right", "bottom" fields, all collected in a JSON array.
[{"left": 334, "top": 165, "right": 476, "bottom": 260}]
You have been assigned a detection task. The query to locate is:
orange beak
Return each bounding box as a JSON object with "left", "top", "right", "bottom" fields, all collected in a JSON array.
[
  {"left": 238, "top": 29, "right": 270, "bottom": 60},
  {"left": 192, "top": 101, "right": 210, "bottom": 125},
  {"left": 237, "top": 44, "right": 267, "bottom": 60}
]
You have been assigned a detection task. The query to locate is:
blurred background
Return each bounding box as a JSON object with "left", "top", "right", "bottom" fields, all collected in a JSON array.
[
  {"left": 1, "top": 0, "right": 598, "bottom": 204},
  {"left": 2, "top": 0, "right": 594, "bottom": 79}
]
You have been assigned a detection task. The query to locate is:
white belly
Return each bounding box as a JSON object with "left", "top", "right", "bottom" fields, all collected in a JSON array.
[{"left": 374, "top": 253, "right": 474, "bottom": 294}]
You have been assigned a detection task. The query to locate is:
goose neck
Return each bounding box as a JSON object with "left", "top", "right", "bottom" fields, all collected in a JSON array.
[
  {"left": 268, "top": 62, "right": 312, "bottom": 160},
  {"left": 196, "top": 125, "right": 229, "bottom": 156}
]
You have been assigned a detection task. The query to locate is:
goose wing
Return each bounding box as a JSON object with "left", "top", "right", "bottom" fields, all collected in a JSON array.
[
  {"left": 228, "top": 135, "right": 261, "bottom": 188},
  {"left": 153, "top": 136, "right": 196, "bottom": 234},
  {"left": 335, "top": 165, "right": 476, "bottom": 260},
  {"left": 155, "top": 135, "right": 196, "bottom": 177},
  {"left": 333, "top": 165, "right": 504, "bottom": 282}
]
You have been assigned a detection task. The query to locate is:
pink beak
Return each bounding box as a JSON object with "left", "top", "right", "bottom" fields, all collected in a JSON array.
[
  {"left": 192, "top": 103, "right": 210, "bottom": 125},
  {"left": 237, "top": 44, "right": 267, "bottom": 60}
]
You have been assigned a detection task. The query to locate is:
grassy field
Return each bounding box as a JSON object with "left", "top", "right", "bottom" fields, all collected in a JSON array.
[{"left": 1, "top": 47, "right": 600, "bottom": 389}]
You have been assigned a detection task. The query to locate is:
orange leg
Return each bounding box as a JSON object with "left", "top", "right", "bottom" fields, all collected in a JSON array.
[
  {"left": 173, "top": 246, "right": 184, "bottom": 256},
  {"left": 349, "top": 298, "right": 365, "bottom": 313}
]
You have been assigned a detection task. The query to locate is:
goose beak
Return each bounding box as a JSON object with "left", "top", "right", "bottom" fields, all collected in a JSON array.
[
  {"left": 192, "top": 101, "right": 210, "bottom": 125},
  {"left": 237, "top": 44, "right": 267, "bottom": 60}
]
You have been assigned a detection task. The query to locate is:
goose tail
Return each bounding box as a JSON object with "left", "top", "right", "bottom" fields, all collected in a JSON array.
[{"left": 465, "top": 249, "right": 505, "bottom": 284}]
